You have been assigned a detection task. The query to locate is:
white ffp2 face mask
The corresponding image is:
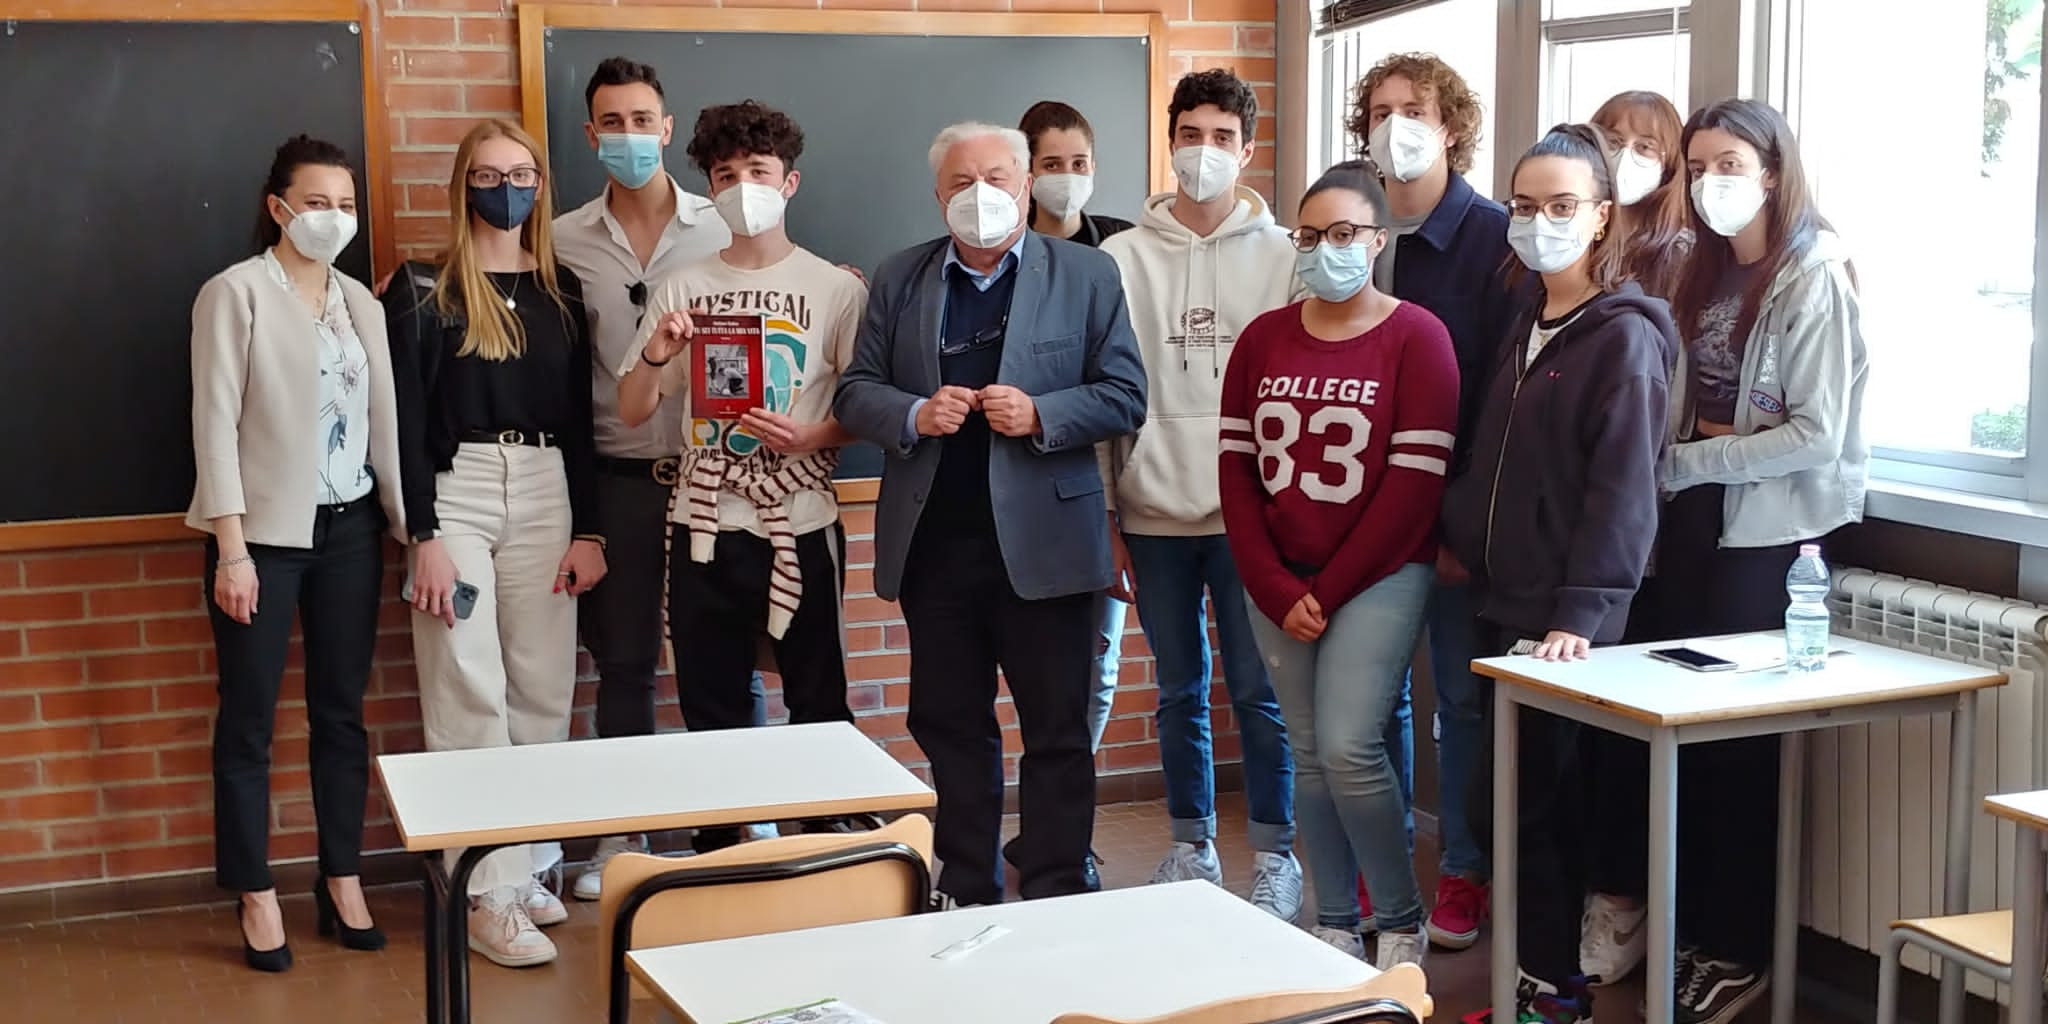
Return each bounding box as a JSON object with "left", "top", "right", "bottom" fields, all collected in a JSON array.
[
  {"left": 1690, "top": 173, "right": 1769, "bottom": 237},
  {"left": 1368, "top": 114, "right": 1443, "bottom": 183},
  {"left": 1609, "top": 147, "right": 1665, "bottom": 207},
  {"left": 281, "top": 202, "right": 358, "bottom": 264},
  {"left": 1171, "top": 145, "right": 1242, "bottom": 203},
  {"left": 945, "top": 180, "right": 1023, "bottom": 249},
  {"left": 714, "top": 181, "right": 789, "bottom": 238},
  {"left": 1031, "top": 173, "right": 1094, "bottom": 221}
]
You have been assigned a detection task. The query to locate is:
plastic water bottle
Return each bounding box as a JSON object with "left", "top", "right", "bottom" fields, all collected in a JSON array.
[{"left": 1784, "top": 544, "right": 1831, "bottom": 672}]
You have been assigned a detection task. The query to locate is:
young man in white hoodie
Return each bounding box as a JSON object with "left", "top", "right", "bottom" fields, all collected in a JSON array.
[{"left": 1099, "top": 68, "right": 1302, "bottom": 921}]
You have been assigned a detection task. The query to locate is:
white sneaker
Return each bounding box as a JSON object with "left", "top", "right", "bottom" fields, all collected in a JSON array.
[
  {"left": 1248, "top": 851, "right": 1304, "bottom": 922},
  {"left": 468, "top": 887, "right": 557, "bottom": 967},
  {"left": 573, "top": 835, "right": 644, "bottom": 901},
  {"left": 522, "top": 875, "right": 567, "bottom": 927},
  {"left": 1580, "top": 891, "right": 1647, "bottom": 985},
  {"left": 743, "top": 823, "right": 781, "bottom": 842},
  {"left": 1150, "top": 841, "right": 1223, "bottom": 885},
  {"left": 1375, "top": 929, "right": 1428, "bottom": 970},
  {"left": 1311, "top": 925, "right": 1366, "bottom": 959}
]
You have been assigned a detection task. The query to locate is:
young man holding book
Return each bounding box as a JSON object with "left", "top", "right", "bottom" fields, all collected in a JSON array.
[{"left": 617, "top": 101, "right": 868, "bottom": 853}]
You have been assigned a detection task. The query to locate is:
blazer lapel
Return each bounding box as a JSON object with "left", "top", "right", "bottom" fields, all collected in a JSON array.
[
  {"left": 918, "top": 247, "right": 945, "bottom": 395},
  {"left": 998, "top": 232, "right": 1046, "bottom": 385}
]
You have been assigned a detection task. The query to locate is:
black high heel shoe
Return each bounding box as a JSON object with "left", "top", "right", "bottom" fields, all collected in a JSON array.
[
  {"left": 315, "top": 876, "right": 387, "bottom": 951},
  {"left": 236, "top": 898, "right": 293, "bottom": 973}
]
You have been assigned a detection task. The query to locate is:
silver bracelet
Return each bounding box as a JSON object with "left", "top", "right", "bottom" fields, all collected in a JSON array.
[{"left": 216, "top": 556, "right": 254, "bottom": 570}]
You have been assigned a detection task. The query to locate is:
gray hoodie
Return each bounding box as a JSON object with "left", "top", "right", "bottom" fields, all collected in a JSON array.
[{"left": 1663, "top": 229, "right": 1868, "bottom": 547}]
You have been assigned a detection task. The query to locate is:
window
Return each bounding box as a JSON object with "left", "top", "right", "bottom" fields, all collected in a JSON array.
[
  {"left": 1790, "top": 0, "right": 2040, "bottom": 486},
  {"left": 1310, "top": 0, "right": 1499, "bottom": 193},
  {"left": 1538, "top": 4, "right": 1690, "bottom": 129}
]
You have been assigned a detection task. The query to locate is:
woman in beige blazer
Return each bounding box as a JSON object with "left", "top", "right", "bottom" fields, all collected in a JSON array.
[{"left": 187, "top": 135, "right": 406, "bottom": 972}]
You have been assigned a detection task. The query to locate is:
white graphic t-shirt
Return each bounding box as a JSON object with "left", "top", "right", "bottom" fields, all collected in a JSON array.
[{"left": 628, "top": 246, "right": 866, "bottom": 536}]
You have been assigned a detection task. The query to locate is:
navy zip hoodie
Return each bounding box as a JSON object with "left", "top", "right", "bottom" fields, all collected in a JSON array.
[{"left": 1440, "top": 281, "right": 1678, "bottom": 642}]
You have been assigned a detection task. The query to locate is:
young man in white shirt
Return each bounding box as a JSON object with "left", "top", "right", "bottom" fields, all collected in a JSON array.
[
  {"left": 1097, "top": 68, "right": 1302, "bottom": 921},
  {"left": 550, "top": 58, "right": 757, "bottom": 903},
  {"left": 617, "top": 101, "right": 868, "bottom": 853}
]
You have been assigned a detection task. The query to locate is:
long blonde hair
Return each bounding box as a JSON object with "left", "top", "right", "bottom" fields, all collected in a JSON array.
[{"left": 434, "top": 119, "right": 567, "bottom": 361}]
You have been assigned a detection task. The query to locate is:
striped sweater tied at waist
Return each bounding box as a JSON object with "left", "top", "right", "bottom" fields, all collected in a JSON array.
[{"left": 677, "top": 446, "right": 840, "bottom": 638}]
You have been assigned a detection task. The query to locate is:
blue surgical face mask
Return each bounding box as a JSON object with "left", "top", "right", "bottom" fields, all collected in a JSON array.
[
  {"left": 469, "top": 183, "right": 539, "bottom": 232},
  {"left": 1295, "top": 240, "right": 1377, "bottom": 303},
  {"left": 596, "top": 132, "right": 663, "bottom": 190}
]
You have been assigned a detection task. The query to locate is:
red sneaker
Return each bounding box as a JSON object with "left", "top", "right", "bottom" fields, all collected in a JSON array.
[
  {"left": 1427, "top": 874, "right": 1489, "bottom": 950},
  {"left": 1354, "top": 874, "right": 1378, "bottom": 936}
]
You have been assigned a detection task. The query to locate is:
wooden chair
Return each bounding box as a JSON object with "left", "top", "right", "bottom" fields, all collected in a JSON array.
[
  {"left": 1050, "top": 962, "right": 1432, "bottom": 1024},
  {"left": 1875, "top": 910, "right": 2015, "bottom": 1024},
  {"left": 598, "top": 813, "right": 933, "bottom": 1024}
]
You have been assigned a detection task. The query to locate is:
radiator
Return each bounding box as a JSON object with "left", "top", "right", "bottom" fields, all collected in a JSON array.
[{"left": 1810, "top": 569, "right": 2048, "bottom": 1000}]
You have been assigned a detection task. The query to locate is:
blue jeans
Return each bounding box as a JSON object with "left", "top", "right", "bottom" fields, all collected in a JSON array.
[
  {"left": 1090, "top": 597, "right": 1126, "bottom": 752},
  {"left": 1251, "top": 563, "right": 1432, "bottom": 932},
  {"left": 1427, "top": 581, "right": 1489, "bottom": 879},
  {"left": 1124, "top": 533, "right": 1294, "bottom": 853}
]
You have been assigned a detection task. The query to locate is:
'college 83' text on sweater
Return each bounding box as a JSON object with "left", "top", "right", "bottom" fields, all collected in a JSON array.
[{"left": 1218, "top": 300, "right": 1461, "bottom": 627}]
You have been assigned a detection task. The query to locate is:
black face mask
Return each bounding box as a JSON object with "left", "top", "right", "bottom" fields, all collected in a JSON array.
[{"left": 468, "top": 183, "right": 538, "bottom": 231}]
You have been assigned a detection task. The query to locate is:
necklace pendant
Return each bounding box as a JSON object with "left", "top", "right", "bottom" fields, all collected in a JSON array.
[{"left": 505, "top": 297, "right": 517, "bottom": 310}]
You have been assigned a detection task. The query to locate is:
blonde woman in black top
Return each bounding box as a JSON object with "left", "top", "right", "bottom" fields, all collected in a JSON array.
[{"left": 384, "top": 118, "right": 604, "bottom": 969}]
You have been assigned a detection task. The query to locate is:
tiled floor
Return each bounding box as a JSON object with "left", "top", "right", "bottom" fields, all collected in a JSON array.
[{"left": 9, "top": 793, "right": 1854, "bottom": 1024}]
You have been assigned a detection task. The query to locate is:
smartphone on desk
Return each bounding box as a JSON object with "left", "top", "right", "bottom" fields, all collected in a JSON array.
[
  {"left": 1647, "top": 646, "right": 1739, "bottom": 672},
  {"left": 401, "top": 575, "right": 479, "bottom": 620}
]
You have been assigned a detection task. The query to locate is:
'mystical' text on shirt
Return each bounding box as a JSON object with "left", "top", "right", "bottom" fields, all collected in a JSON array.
[{"left": 693, "top": 290, "right": 813, "bottom": 332}]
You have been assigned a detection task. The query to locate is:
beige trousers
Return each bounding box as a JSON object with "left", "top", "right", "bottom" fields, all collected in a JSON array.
[{"left": 411, "top": 444, "right": 577, "bottom": 895}]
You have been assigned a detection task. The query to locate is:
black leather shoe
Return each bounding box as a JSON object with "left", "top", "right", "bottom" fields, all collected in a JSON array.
[
  {"left": 314, "top": 876, "right": 387, "bottom": 951},
  {"left": 236, "top": 899, "right": 293, "bottom": 973}
]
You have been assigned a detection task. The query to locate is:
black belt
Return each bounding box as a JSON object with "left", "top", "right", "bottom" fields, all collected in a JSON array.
[
  {"left": 317, "top": 492, "right": 378, "bottom": 516},
  {"left": 460, "top": 429, "right": 558, "bottom": 448},
  {"left": 595, "top": 454, "right": 681, "bottom": 486}
]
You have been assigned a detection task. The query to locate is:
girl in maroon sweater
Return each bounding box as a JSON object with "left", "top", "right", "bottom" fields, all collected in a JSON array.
[{"left": 1219, "top": 160, "right": 1459, "bottom": 968}]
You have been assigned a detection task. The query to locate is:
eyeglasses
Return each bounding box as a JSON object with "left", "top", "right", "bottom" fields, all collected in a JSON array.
[
  {"left": 1289, "top": 222, "right": 1383, "bottom": 252},
  {"left": 468, "top": 166, "right": 542, "bottom": 189},
  {"left": 627, "top": 281, "right": 648, "bottom": 328},
  {"left": 1508, "top": 196, "right": 1599, "bottom": 223},
  {"left": 940, "top": 314, "right": 1009, "bottom": 358}
]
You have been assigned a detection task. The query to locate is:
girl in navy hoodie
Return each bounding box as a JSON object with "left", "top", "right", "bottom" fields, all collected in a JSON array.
[{"left": 1441, "top": 124, "right": 1677, "bottom": 1024}]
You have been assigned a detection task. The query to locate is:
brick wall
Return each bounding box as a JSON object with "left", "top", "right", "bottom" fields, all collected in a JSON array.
[{"left": 0, "top": 0, "right": 1276, "bottom": 894}]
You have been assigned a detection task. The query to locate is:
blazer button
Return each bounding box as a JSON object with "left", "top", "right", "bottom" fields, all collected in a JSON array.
[{"left": 913, "top": 490, "right": 927, "bottom": 503}]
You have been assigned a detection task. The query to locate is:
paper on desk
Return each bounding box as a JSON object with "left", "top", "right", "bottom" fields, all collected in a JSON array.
[{"left": 727, "top": 998, "right": 887, "bottom": 1024}]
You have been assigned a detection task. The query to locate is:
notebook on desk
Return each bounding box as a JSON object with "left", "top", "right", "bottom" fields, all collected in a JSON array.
[{"left": 729, "top": 999, "right": 887, "bottom": 1024}]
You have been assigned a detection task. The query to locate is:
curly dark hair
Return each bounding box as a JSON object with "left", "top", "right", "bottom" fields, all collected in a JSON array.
[
  {"left": 686, "top": 100, "right": 805, "bottom": 176},
  {"left": 1168, "top": 68, "right": 1258, "bottom": 140}
]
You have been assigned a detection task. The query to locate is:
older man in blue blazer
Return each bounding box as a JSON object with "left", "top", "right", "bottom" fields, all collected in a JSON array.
[{"left": 834, "top": 121, "right": 1147, "bottom": 906}]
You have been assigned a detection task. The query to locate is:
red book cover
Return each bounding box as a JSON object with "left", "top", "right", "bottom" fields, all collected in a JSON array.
[{"left": 691, "top": 313, "right": 765, "bottom": 420}]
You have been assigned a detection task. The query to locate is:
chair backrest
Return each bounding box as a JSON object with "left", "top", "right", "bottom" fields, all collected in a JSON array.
[
  {"left": 598, "top": 814, "right": 933, "bottom": 1013},
  {"left": 1047, "top": 963, "right": 1432, "bottom": 1024}
]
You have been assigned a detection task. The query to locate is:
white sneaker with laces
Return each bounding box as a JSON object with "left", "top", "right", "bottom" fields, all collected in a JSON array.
[
  {"left": 1311, "top": 925, "right": 1366, "bottom": 960},
  {"left": 522, "top": 874, "right": 567, "bottom": 927},
  {"left": 1248, "top": 851, "right": 1304, "bottom": 922},
  {"left": 1375, "top": 929, "right": 1428, "bottom": 970},
  {"left": 1150, "top": 841, "right": 1223, "bottom": 885},
  {"left": 573, "top": 835, "right": 644, "bottom": 901},
  {"left": 743, "top": 823, "right": 781, "bottom": 842},
  {"left": 469, "top": 886, "right": 557, "bottom": 967},
  {"left": 1580, "top": 891, "right": 1647, "bottom": 985}
]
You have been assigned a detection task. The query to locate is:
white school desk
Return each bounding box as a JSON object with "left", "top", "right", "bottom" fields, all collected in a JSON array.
[
  {"left": 625, "top": 880, "right": 1382, "bottom": 1024},
  {"left": 1476, "top": 635, "right": 2004, "bottom": 1024},
  {"left": 1984, "top": 790, "right": 2048, "bottom": 1024},
  {"left": 374, "top": 721, "right": 937, "bottom": 1024}
]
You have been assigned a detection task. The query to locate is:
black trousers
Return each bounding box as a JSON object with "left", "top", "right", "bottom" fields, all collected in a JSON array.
[
  {"left": 900, "top": 530, "right": 1097, "bottom": 905},
  {"left": 579, "top": 464, "right": 673, "bottom": 739},
  {"left": 207, "top": 495, "right": 384, "bottom": 893},
  {"left": 669, "top": 522, "right": 851, "bottom": 852},
  {"left": 1636, "top": 483, "right": 1813, "bottom": 969},
  {"left": 1472, "top": 620, "right": 1643, "bottom": 987}
]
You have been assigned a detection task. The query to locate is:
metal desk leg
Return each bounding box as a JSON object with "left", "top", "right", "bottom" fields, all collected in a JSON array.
[
  {"left": 1489, "top": 691, "right": 1519, "bottom": 1022},
  {"left": 1645, "top": 729, "right": 1680, "bottom": 1024},
  {"left": 1940, "top": 691, "right": 1978, "bottom": 1024},
  {"left": 423, "top": 856, "right": 446, "bottom": 1024},
  {"left": 444, "top": 846, "right": 499, "bottom": 1024},
  {"left": 1770, "top": 731, "right": 1806, "bottom": 1024},
  {"left": 2012, "top": 830, "right": 2046, "bottom": 1024}
]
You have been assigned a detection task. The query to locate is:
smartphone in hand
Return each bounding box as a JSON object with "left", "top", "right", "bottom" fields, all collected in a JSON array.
[{"left": 401, "top": 575, "right": 479, "bottom": 620}]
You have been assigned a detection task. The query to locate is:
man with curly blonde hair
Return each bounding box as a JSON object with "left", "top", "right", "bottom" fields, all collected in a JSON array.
[{"left": 1344, "top": 51, "right": 1515, "bottom": 957}]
